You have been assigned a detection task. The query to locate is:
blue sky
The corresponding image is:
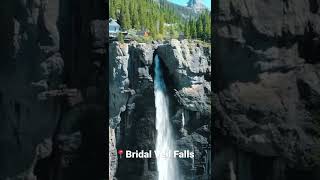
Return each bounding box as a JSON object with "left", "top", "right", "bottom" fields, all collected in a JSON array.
[{"left": 168, "top": 0, "right": 211, "bottom": 9}]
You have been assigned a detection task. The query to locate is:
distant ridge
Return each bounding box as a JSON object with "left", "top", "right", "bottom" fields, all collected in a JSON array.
[
  {"left": 156, "top": 0, "right": 208, "bottom": 19},
  {"left": 187, "top": 0, "right": 206, "bottom": 12}
]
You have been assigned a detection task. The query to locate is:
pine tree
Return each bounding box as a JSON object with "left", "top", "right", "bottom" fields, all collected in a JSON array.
[
  {"left": 109, "top": 0, "right": 188, "bottom": 38},
  {"left": 109, "top": 0, "right": 116, "bottom": 19},
  {"left": 119, "top": 3, "right": 125, "bottom": 28},
  {"left": 130, "top": 1, "right": 140, "bottom": 29},
  {"left": 120, "top": 2, "right": 131, "bottom": 30},
  {"left": 184, "top": 21, "right": 190, "bottom": 39},
  {"left": 159, "top": 15, "right": 164, "bottom": 34},
  {"left": 197, "top": 16, "right": 203, "bottom": 40},
  {"left": 204, "top": 11, "right": 211, "bottom": 41},
  {"left": 189, "top": 19, "right": 197, "bottom": 39},
  {"left": 169, "top": 25, "right": 175, "bottom": 38}
]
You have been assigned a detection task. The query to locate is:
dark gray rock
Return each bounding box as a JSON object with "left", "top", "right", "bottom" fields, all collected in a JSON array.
[
  {"left": 157, "top": 39, "right": 211, "bottom": 114},
  {"left": 0, "top": 0, "right": 107, "bottom": 179},
  {"left": 90, "top": 20, "right": 107, "bottom": 50},
  {"left": 0, "top": 0, "right": 62, "bottom": 178},
  {"left": 214, "top": 0, "right": 320, "bottom": 179}
]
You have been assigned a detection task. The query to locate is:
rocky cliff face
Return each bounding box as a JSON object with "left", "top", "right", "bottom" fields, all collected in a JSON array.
[
  {"left": 0, "top": 0, "right": 107, "bottom": 179},
  {"left": 109, "top": 40, "right": 211, "bottom": 180},
  {"left": 214, "top": 0, "right": 320, "bottom": 179},
  {"left": 187, "top": 0, "right": 206, "bottom": 12}
]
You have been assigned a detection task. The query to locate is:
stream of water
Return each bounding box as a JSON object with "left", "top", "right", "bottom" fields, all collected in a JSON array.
[{"left": 154, "top": 54, "right": 180, "bottom": 180}]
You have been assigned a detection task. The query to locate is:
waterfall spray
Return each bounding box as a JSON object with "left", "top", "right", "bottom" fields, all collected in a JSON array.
[{"left": 154, "top": 55, "right": 180, "bottom": 180}]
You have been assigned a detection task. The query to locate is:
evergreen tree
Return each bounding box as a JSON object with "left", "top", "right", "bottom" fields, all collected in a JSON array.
[
  {"left": 189, "top": 19, "right": 197, "bottom": 39},
  {"left": 109, "top": 0, "right": 116, "bottom": 19},
  {"left": 159, "top": 15, "right": 165, "bottom": 34},
  {"left": 120, "top": 2, "right": 131, "bottom": 30},
  {"left": 197, "top": 15, "right": 203, "bottom": 40},
  {"left": 204, "top": 11, "right": 211, "bottom": 41},
  {"left": 169, "top": 25, "right": 175, "bottom": 38},
  {"left": 184, "top": 22, "right": 190, "bottom": 39},
  {"left": 130, "top": 1, "right": 140, "bottom": 29},
  {"left": 119, "top": 3, "right": 125, "bottom": 28},
  {"left": 108, "top": 0, "right": 205, "bottom": 40},
  {"left": 126, "top": 2, "right": 132, "bottom": 29}
]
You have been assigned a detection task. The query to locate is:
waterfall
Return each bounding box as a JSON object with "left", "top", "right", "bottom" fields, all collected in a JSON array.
[
  {"left": 182, "top": 112, "right": 185, "bottom": 128},
  {"left": 154, "top": 55, "right": 180, "bottom": 180},
  {"left": 181, "top": 111, "right": 187, "bottom": 136}
]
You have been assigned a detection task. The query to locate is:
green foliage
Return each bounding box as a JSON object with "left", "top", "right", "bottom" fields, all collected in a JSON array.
[
  {"left": 109, "top": 0, "right": 211, "bottom": 41},
  {"left": 130, "top": 1, "right": 140, "bottom": 29},
  {"left": 154, "top": 34, "right": 164, "bottom": 41},
  {"left": 203, "top": 10, "right": 211, "bottom": 41},
  {"left": 184, "top": 10, "right": 211, "bottom": 42},
  {"left": 109, "top": 0, "right": 116, "bottom": 19},
  {"left": 169, "top": 25, "right": 179, "bottom": 39},
  {"left": 118, "top": 33, "right": 124, "bottom": 43},
  {"left": 119, "top": 1, "right": 131, "bottom": 30},
  {"left": 197, "top": 15, "right": 204, "bottom": 39},
  {"left": 159, "top": 15, "right": 165, "bottom": 34},
  {"left": 184, "top": 21, "right": 190, "bottom": 39},
  {"left": 190, "top": 19, "right": 197, "bottom": 39},
  {"left": 134, "top": 35, "right": 153, "bottom": 43},
  {"left": 109, "top": 0, "right": 181, "bottom": 33}
]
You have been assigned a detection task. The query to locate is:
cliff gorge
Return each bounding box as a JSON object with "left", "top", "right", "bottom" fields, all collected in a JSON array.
[
  {"left": 109, "top": 40, "right": 211, "bottom": 180},
  {"left": 214, "top": 0, "right": 320, "bottom": 179}
]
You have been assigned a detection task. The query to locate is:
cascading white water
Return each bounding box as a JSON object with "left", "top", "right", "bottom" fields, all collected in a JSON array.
[
  {"left": 154, "top": 55, "right": 180, "bottom": 180},
  {"left": 182, "top": 112, "right": 185, "bottom": 128}
]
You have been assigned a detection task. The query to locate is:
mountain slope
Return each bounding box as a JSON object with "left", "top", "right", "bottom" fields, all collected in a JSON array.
[
  {"left": 187, "top": 0, "right": 206, "bottom": 12},
  {"left": 161, "top": 0, "right": 208, "bottom": 18}
]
